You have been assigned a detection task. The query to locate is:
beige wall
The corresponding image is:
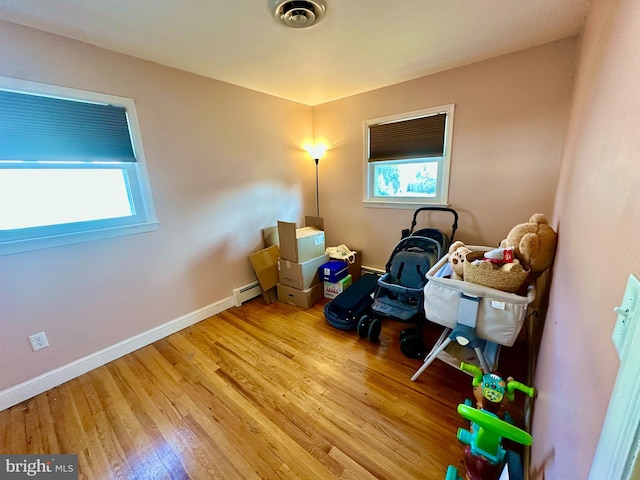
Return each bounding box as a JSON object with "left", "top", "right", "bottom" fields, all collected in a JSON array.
[
  {"left": 531, "top": 0, "right": 640, "bottom": 478},
  {"left": 312, "top": 38, "right": 577, "bottom": 269},
  {"left": 0, "top": 21, "right": 313, "bottom": 390}
]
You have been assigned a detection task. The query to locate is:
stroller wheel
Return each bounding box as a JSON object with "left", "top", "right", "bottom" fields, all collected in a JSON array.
[
  {"left": 399, "top": 327, "right": 420, "bottom": 340},
  {"left": 368, "top": 318, "right": 382, "bottom": 342},
  {"left": 400, "top": 334, "right": 426, "bottom": 359},
  {"left": 357, "top": 315, "right": 372, "bottom": 338}
]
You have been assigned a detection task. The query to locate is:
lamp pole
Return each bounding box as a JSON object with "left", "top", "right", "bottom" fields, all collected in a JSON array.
[
  {"left": 315, "top": 157, "right": 320, "bottom": 217},
  {"left": 305, "top": 143, "right": 326, "bottom": 218}
]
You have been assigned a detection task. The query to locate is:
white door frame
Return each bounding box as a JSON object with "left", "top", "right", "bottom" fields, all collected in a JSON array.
[{"left": 589, "top": 299, "right": 640, "bottom": 479}]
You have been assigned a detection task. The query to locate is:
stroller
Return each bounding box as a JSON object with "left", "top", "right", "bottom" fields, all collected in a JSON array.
[
  {"left": 400, "top": 206, "right": 458, "bottom": 252},
  {"left": 357, "top": 207, "right": 458, "bottom": 354}
]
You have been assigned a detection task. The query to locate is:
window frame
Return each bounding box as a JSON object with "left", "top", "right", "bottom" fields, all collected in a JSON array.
[
  {"left": 363, "top": 104, "right": 455, "bottom": 209},
  {"left": 0, "top": 76, "right": 158, "bottom": 256}
]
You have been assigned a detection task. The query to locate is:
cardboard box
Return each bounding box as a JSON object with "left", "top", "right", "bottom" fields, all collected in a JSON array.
[
  {"left": 277, "top": 282, "right": 324, "bottom": 309},
  {"left": 348, "top": 250, "right": 362, "bottom": 281},
  {"left": 278, "top": 253, "right": 329, "bottom": 290},
  {"left": 248, "top": 245, "right": 280, "bottom": 304},
  {"left": 324, "top": 274, "right": 353, "bottom": 299},
  {"left": 277, "top": 217, "right": 325, "bottom": 263},
  {"left": 320, "top": 259, "right": 349, "bottom": 283},
  {"left": 261, "top": 226, "right": 279, "bottom": 248}
]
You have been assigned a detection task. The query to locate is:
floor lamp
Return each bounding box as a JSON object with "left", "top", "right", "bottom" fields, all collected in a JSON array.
[{"left": 305, "top": 144, "right": 327, "bottom": 217}]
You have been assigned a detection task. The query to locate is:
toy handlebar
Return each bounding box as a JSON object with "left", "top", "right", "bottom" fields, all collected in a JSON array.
[
  {"left": 457, "top": 404, "right": 533, "bottom": 447},
  {"left": 506, "top": 380, "right": 535, "bottom": 402},
  {"left": 459, "top": 362, "right": 535, "bottom": 401},
  {"left": 460, "top": 362, "right": 484, "bottom": 386}
]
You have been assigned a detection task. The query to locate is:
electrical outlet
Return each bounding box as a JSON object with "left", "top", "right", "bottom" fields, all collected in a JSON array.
[{"left": 29, "top": 332, "right": 49, "bottom": 351}]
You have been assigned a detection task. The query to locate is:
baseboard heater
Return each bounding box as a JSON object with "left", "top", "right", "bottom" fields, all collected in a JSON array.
[
  {"left": 361, "top": 265, "right": 385, "bottom": 276},
  {"left": 232, "top": 281, "right": 263, "bottom": 307},
  {"left": 233, "top": 267, "right": 382, "bottom": 308}
]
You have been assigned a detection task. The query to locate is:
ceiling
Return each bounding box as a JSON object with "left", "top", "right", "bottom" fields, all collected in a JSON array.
[{"left": 0, "top": 0, "right": 590, "bottom": 106}]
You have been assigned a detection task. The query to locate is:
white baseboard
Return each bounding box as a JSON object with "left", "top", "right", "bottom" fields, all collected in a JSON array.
[{"left": 0, "top": 296, "right": 235, "bottom": 412}]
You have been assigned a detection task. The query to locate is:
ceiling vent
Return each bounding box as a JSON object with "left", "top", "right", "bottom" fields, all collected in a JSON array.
[{"left": 272, "top": 0, "right": 327, "bottom": 29}]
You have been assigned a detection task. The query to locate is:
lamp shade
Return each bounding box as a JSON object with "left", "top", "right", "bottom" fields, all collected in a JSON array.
[{"left": 305, "top": 143, "right": 327, "bottom": 160}]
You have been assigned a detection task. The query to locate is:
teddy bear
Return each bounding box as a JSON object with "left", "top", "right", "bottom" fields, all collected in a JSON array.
[
  {"left": 499, "top": 213, "right": 557, "bottom": 279},
  {"left": 448, "top": 240, "right": 472, "bottom": 280}
]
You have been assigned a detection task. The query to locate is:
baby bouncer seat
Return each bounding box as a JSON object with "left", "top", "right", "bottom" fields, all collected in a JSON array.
[{"left": 411, "top": 247, "right": 536, "bottom": 380}]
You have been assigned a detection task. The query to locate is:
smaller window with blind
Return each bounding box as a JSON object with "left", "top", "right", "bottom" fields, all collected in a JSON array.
[
  {"left": 0, "top": 76, "right": 158, "bottom": 255},
  {"left": 364, "top": 104, "right": 454, "bottom": 207}
]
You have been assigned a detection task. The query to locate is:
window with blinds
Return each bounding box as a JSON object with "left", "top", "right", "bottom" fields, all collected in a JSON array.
[
  {"left": 364, "top": 104, "right": 454, "bottom": 207},
  {"left": 0, "top": 76, "right": 158, "bottom": 255}
]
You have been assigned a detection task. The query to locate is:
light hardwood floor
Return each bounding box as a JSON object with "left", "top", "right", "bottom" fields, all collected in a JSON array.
[{"left": 0, "top": 296, "right": 529, "bottom": 479}]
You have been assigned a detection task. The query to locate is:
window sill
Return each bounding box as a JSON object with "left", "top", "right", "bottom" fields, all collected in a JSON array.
[
  {"left": 362, "top": 200, "right": 449, "bottom": 210},
  {"left": 0, "top": 221, "right": 159, "bottom": 256}
]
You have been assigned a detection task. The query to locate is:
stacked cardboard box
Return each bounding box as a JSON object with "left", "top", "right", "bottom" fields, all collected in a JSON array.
[
  {"left": 323, "top": 275, "right": 352, "bottom": 299},
  {"left": 347, "top": 251, "right": 362, "bottom": 281},
  {"left": 248, "top": 245, "right": 280, "bottom": 304},
  {"left": 247, "top": 218, "right": 363, "bottom": 308},
  {"left": 320, "top": 259, "right": 353, "bottom": 299},
  {"left": 276, "top": 217, "right": 328, "bottom": 309}
]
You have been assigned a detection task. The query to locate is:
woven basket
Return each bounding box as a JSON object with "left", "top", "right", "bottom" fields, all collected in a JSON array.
[{"left": 463, "top": 251, "right": 530, "bottom": 293}]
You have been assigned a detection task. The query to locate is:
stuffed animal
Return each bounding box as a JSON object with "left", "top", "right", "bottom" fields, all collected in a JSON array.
[
  {"left": 499, "top": 260, "right": 524, "bottom": 273},
  {"left": 500, "top": 213, "right": 557, "bottom": 279},
  {"left": 448, "top": 240, "right": 472, "bottom": 281}
]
